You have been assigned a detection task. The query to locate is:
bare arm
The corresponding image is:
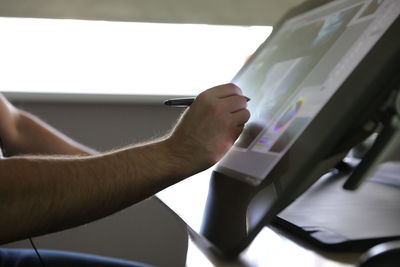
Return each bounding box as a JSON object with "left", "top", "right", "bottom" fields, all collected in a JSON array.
[
  {"left": 0, "top": 84, "right": 250, "bottom": 244},
  {"left": 0, "top": 94, "right": 95, "bottom": 156}
]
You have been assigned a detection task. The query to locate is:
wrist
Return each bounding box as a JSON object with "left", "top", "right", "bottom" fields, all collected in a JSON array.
[{"left": 161, "top": 136, "right": 206, "bottom": 179}]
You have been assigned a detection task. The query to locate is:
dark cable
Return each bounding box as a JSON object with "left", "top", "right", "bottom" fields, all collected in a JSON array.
[{"left": 29, "top": 238, "right": 46, "bottom": 267}]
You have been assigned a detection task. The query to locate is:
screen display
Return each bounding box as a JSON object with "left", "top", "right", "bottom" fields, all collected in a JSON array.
[{"left": 217, "top": 0, "right": 400, "bottom": 184}]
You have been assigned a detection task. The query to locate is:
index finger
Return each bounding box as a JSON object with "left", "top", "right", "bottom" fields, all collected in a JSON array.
[{"left": 205, "top": 83, "right": 243, "bottom": 99}]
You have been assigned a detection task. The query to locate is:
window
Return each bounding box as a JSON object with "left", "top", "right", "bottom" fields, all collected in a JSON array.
[{"left": 0, "top": 17, "right": 271, "bottom": 99}]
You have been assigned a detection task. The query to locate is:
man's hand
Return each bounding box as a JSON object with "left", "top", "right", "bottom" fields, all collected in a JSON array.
[{"left": 166, "top": 83, "right": 250, "bottom": 174}]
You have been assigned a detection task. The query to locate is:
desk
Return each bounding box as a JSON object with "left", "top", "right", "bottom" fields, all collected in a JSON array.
[
  {"left": 157, "top": 169, "right": 362, "bottom": 267},
  {"left": 186, "top": 226, "right": 360, "bottom": 267}
]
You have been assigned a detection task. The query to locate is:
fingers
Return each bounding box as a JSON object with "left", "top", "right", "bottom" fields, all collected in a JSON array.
[
  {"left": 219, "top": 95, "right": 248, "bottom": 114},
  {"left": 229, "top": 109, "right": 251, "bottom": 139},
  {"left": 168, "top": 83, "right": 251, "bottom": 169},
  {"left": 195, "top": 84, "right": 247, "bottom": 114},
  {"left": 196, "top": 83, "right": 251, "bottom": 127},
  {"left": 202, "top": 83, "right": 243, "bottom": 99},
  {"left": 192, "top": 83, "right": 251, "bottom": 127},
  {"left": 231, "top": 108, "right": 251, "bottom": 127}
]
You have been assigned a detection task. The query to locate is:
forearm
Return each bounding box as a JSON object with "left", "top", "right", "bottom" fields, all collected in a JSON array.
[
  {"left": 0, "top": 139, "right": 186, "bottom": 244},
  {"left": 4, "top": 110, "right": 95, "bottom": 156}
]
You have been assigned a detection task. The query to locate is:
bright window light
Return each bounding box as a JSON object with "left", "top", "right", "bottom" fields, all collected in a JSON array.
[{"left": 0, "top": 17, "right": 272, "bottom": 96}]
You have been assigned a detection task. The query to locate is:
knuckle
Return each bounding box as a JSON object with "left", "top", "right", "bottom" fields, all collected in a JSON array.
[
  {"left": 237, "top": 95, "right": 248, "bottom": 108},
  {"left": 226, "top": 83, "right": 242, "bottom": 95},
  {"left": 196, "top": 91, "right": 207, "bottom": 101},
  {"left": 197, "top": 91, "right": 213, "bottom": 105},
  {"left": 244, "top": 109, "right": 251, "bottom": 120}
]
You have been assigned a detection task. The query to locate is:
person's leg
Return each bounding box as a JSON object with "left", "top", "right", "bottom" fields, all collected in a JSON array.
[{"left": 0, "top": 249, "right": 153, "bottom": 267}]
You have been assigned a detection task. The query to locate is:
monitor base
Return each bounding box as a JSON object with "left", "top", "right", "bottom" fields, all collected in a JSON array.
[{"left": 273, "top": 166, "right": 400, "bottom": 252}]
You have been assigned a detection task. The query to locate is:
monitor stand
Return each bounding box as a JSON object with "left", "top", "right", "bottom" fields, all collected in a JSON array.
[{"left": 273, "top": 162, "right": 400, "bottom": 251}]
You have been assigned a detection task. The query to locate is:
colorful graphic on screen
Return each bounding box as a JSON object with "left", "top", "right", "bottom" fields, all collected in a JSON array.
[
  {"left": 274, "top": 98, "right": 304, "bottom": 131},
  {"left": 255, "top": 136, "right": 273, "bottom": 147}
]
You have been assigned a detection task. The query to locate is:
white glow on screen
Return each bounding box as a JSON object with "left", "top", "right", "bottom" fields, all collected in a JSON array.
[{"left": 0, "top": 17, "right": 272, "bottom": 96}]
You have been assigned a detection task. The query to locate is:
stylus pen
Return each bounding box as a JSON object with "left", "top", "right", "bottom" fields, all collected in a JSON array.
[{"left": 164, "top": 96, "right": 250, "bottom": 107}]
